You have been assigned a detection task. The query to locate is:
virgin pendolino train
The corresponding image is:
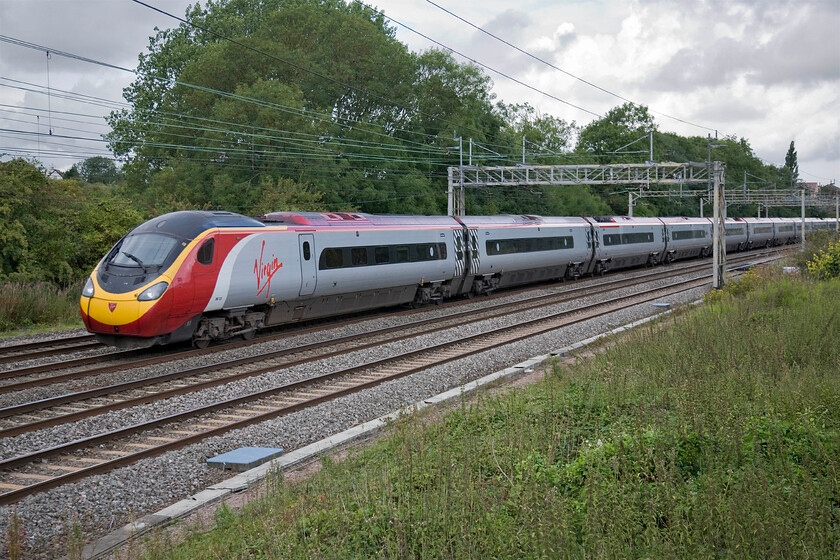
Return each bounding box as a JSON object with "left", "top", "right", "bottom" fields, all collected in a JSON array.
[{"left": 80, "top": 211, "right": 832, "bottom": 348}]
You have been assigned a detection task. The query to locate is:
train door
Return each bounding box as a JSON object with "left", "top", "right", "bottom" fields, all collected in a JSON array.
[
  {"left": 453, "top": 226, "right": 469, "bottom": 278},
  {"left": 299, "top": 234, "right": 316, "bottom": 296},
  {"left": 173, "top": 236, "right": 217, "bottom": 319},
  {"left": 191, "top": 235, "right": 220, "bottom": 302}
]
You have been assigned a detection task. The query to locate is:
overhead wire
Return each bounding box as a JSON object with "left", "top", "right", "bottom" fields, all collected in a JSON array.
[
  {"left": 2, "top": 14, "right": 589, "bottom": 170},
  {"left": 3, "top": 73, "right": 572, "bottom": 168},
  {"left": 348, "top": 0, "right": 600, "bottom": 119},
  {"left": 128, "top": 0, "right": 529, "bottom": 146},
  {"left": 0, "top": 35, "right": 453, "bottom": 157},
  {"left": 422, "top": 0, "right": 717, "bottom": 133},
  {"left": 0, "top": 78, "right": 457, "bottom": 165},
  {"left": 5, "top": 6, "right": 817, "bottom": 184}
]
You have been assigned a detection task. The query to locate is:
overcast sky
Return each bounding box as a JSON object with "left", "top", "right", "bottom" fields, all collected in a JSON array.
[{"left": 1, "top": 0, "right": 838, "bottom": 185}]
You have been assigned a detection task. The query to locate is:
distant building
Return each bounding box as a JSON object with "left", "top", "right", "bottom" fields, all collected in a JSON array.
[{"left": 799, "top": 182, "right": 820, "bottom": 196}]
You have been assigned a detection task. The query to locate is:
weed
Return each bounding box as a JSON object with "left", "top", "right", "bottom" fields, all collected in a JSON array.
[
  {"left": 65, "top": 515, "right": 85, "bottom": 560},
  {"left": 3, "top": 511, "right": 25, "bottom": 560}
]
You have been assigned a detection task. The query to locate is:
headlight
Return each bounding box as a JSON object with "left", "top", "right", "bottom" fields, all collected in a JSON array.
[
  {"left": 137, "top": 281, "right": 169, "bottom": 302},
  {"left": 82, "top": 277, "right": 95, "bottom": 298}
]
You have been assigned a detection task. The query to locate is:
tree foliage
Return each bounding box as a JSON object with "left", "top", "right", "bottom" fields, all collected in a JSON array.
[
  {"left": 0, "top": 159, "right": 143, "bottom": 286},
  {"left": 785, "top": 140, "right": 799, "bottom": 186},
  {"left": 67, "top": 156, "right": 121, "bottom": 184},
  {"left": 576, "top": 103, "right": 656, "bottom": 163},
  {"left": 4, "top": 1, "right": 826, "bottom": 295},
  {"left": 106, "top": 0, "right": 489, "bottom": 215},
  {"left": 103, "top": 2, "right": 806, "bottom": 220}
]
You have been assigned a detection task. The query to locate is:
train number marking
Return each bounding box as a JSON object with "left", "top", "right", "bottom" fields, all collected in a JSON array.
[{"left": 254, "top": 240, "right": 283, "bottom": 298}]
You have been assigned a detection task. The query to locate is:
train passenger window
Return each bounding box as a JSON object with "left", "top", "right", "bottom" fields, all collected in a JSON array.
[
  {"left": 197, "top": 239, "right": 214, "bottom": 265},
  {"left": 303, "top": 241, "right": 311, "bottom": 261},
  {"left": 621, "top": 232, "right": 654, "bottom": 244},
  {"left": 317, "top": 242, "right": 448, "bottom": 270},
  {"left": 411, "top": 245, "right": 426, "bottom": 261},
  {"left": 351, "top": 247, "right": 368, "bottom": 266},
  {"left": 486, "top": 236, "right": 574, "bottom": 255},
  {"left": 375, "top": 246, "right": 390, "bottom": 264},
  {"left": 394, "top": 246, "right": 410, "bottom": 263},
  {"left": 672, "top": 230, "right": 705, "bottom": 241},
  {"left": 322, "top": 248, "right": 344, "bottom": 269}
]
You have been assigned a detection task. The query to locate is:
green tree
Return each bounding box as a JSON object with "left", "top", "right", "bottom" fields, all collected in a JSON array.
[
  {"left": 105, "top": 1, "right": 507, "bottom": 215},
  {"left": 0, "top": 159, "right": 141, "bottom": 286},
  {"left": 76, "top": 156, "right": 121, "bottom": 184},
  {"left": 410, "top": 50, "right": 500, "bottom": 145},
  {"left": 785, "top": 140, "right": 799, "bottom": 186},
  {"left": 108, "top": 1, "right": 416, "bottom": 183},
  {"left": 64, "top": 164, "right": 80, "bottom": 179},
  {"left": 0, "top": 159, "right": 36, "bottom": 278},
  {"left": 496, "top": 102, "right": 576, "bottom": 165},
  {"left": 576, "top": 103, "right": 656, "bottom": 163}
]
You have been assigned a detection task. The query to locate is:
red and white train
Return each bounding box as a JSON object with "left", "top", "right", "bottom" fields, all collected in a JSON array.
[{"left": 80, "top": 211, "right": 831, "bottom": 348}]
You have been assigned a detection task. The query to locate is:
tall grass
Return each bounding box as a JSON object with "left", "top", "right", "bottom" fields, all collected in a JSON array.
[
  {"left": 0, "top": 282, "right": 83, "bottom": 334},
  {"left": 132, "top": 271, "right": 839, "bottom": 559}
]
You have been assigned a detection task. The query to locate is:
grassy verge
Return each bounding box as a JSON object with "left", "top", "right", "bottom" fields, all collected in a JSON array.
[
  {"left": 0, "top": 282, "right": 83, "bottom": 337},
  {"left": 112, "top": 272, "right": 840, "bottom": 558}
]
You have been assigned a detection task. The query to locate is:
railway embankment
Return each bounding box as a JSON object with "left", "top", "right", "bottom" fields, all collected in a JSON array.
[{"left": 94, "top": 265, "right": 839, "bottom": 559}]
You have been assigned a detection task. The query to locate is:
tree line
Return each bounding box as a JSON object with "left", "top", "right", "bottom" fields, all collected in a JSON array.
[{"left": 0, "top": 0, "right": 813, "bottom": 288}]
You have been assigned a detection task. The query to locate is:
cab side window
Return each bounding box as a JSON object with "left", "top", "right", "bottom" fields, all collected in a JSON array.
[{"left": 197, "top": 239, "right": 214, "bottom": 265}]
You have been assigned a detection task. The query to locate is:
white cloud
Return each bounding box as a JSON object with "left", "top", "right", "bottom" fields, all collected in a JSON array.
[{"left": 2, "top": 0, "right": 838, "bottom": 182}]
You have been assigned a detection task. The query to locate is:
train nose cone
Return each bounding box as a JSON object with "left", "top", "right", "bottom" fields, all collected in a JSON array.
[{"left": 87, "top": 294, "right": 143, "bottom": 327}]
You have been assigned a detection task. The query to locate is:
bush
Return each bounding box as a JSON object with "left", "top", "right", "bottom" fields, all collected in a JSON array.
[
  {"left": 806, "top": 240, "right": 840, "bottom": 280},
  {"left": 787, "top": 230, "right": 835, "bottom": 272}
]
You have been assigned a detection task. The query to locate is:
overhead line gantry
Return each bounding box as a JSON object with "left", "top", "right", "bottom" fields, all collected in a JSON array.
[{"left": 447, "top": 161, "right": 727, "bottom": 289}]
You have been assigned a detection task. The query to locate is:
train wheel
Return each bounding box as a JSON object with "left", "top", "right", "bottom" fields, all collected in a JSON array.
[
  {"left": 192, "top": 338, "right": 210, "bottom": 349},
  {"left": 241, "top": 329, "right": 256, "bottom": 341}
]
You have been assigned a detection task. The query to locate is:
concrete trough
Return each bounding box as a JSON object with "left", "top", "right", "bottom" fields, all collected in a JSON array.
[{"left": 207, "top": 447, "right": 284, "bottom": 472}]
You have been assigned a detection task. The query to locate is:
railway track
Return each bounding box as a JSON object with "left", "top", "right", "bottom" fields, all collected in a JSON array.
[
  {"left": 0, "top": 250, "right": 779, "bottom": 506},
  {"left": 0, "top": 258, "right": 722, "bottom": 436},
  {"left": 0, "top": 248, "right": 779, "bottom": 393},
  {"left": 0, "top": 334, "right": 100, "bottom": 366}
]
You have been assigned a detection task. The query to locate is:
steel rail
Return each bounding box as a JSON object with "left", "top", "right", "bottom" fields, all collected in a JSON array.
[
  {"left": 0, "top": 248, "right": 774, "bottom": 391},
  {"left": 0, "top": 336, "right": 100, "bottom": 365},
  {"left": 0, "top": 251, "right": 769, "bottom": 434},
  {"left": 0, "top": 262, "right": 770, "bottom": 507}
]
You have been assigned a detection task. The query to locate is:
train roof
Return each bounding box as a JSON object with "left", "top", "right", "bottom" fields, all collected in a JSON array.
[
  {"left": 133, "top": 211, "right": 265, "bottom": 240},
  {"left": 658, "top": 216, "right": 712, "bottom": 225},
  {"left": 258, "top": 212, "right": 459, "bottom": 228},
  {"left": 589, "top": 216, "right": 662, "bottom": 225},
  {"left": 457, "top": 215, "right": 590, "bottom": 227}
]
